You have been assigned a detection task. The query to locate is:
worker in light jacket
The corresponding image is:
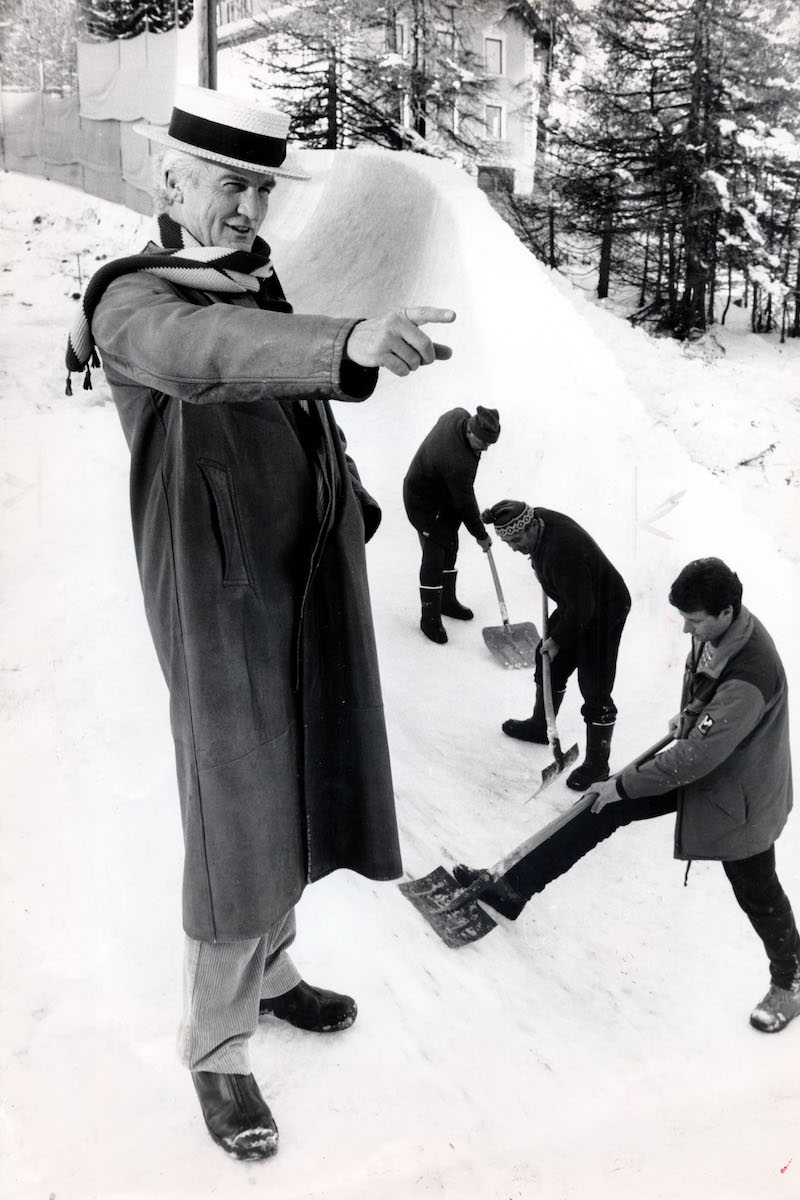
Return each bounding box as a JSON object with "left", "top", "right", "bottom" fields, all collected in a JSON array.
[{"left": 455, "top": 558, "right": 799, "bottom": 1034}]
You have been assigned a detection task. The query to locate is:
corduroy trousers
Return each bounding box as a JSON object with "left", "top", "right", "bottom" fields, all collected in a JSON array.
[{"left": 178, "top": 907, "right": 302, "bottom": 1074}]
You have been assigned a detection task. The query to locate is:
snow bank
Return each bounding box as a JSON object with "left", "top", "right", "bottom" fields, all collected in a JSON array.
[{"left": 1, "top": 156, "right": 798, "bottom": 1200}]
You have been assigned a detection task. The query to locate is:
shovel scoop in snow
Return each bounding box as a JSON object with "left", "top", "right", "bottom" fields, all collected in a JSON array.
[
  {"left": 399, "top": 867, "right": 498, "bottom": 948},
  {"left": 482, "top": 548, "right": 539, "bottom": 669},
  {"left": 482, "top": 621, "right": 540, "bottom": 670},
  {"left": 401, "top": 735, "right": 674, "bottom": 947}
]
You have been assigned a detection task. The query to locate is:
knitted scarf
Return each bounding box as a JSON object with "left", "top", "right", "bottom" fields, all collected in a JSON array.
[{"left": 65, "top": 213, "right": 293, "bottom": 395}]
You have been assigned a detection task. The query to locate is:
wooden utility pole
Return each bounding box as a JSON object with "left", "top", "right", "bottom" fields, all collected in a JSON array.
[{"left": 196, "top": 0, "right": 218, "bottom": 88}]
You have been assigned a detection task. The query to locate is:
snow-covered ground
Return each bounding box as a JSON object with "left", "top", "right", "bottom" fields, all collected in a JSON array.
[{"left": 1, "top": 154, "right": 799, "bottom": 1200}]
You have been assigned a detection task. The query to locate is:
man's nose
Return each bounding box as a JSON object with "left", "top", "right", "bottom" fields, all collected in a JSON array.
[
  {"left": 683, "top": 620, "right": 691, "bottom": 633},
  {"left": 237, "top": 189, "right": 261, "bottom": 221}
]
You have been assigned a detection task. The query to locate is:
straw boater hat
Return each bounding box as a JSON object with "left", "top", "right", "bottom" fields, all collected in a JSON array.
[{"left": 133, "top": 84, "right": 309, "bottom": 181}]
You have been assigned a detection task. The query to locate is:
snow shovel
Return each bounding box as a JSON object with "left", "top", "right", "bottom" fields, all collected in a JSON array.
[
  {"left": 536, "top": 593, "right": 579, "bottom": 793},
  {"left": 399, "top": 734, "right": 673, "bottom": 948},
  {"left": 481, "top": 548, "right": 539, "bottom": 669}
]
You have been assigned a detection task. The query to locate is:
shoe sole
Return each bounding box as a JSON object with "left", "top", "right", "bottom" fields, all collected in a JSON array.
[
  {"left": 209, "top": 1124, "right": 279, "bottom": 1161},
  {"left": 259, "top": 1006, "right": 358, "bottom": 1032},
  {"left": 749, "top": 1011, "right": 795, "bottom": 1033}
]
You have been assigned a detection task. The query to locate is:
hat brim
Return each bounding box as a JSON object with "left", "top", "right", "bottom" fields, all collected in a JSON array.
[{"left": 133, "top": 122, "right": 310, "bottom": 181}]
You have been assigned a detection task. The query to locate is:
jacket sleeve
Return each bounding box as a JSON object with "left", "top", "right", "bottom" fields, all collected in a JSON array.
[
  {"left": 92, "top": 274, "right": 378, "bottom": 405},
  {"left": 444, "top": 462, "right": 485, "bottom": 540},
  {"left": 620, "top": 677, "right": 766, "bottom": 798}
]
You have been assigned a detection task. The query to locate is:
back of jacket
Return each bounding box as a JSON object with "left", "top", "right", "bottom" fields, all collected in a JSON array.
[
  {"left": 531, "top": 507, "right": 631, "bottom": 649},
  {"left": 403, "top": 407, "right": 485, "bottom": 540}
]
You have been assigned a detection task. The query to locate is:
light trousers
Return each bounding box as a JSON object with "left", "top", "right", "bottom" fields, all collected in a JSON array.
[{"left": 178, "top": 907, "right": 302, "bottom": 1074}]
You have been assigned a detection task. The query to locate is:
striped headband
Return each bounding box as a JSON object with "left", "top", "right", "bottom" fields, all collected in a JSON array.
[{"left": 495, "top": 505, "right": 536, "bottom": 540}]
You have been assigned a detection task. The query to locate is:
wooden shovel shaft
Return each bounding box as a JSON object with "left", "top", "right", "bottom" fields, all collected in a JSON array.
[
  {"left": 540, "top": 592, "right": 567, "bottom": 762},
  {"left": 486, "top": 547, "right": 511, "bottom": 627},
  {"left": 488, "top": 733, "right": 674, "bottom": 882}
]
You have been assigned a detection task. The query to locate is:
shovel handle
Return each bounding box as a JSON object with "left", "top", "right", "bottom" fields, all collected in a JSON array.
[
  {"left": 485, "top": 547, "right": 511, "bottom": 627},
  {"left": 540, "top": 593, "right": 563, "bottom": 753},
  {"left": 489, "top": 733, "right": 674, "bottom": 882}
]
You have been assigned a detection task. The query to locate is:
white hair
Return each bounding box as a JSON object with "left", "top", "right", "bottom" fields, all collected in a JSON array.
[{"left": 151, "top": 147, "right": 208, "bottom": 214}]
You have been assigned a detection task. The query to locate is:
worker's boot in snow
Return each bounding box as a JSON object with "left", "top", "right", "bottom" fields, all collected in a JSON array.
[
  {"left": 452, "top": 864, "right": 527, "bottom": 921},
  {"left": 441, "top": 569, "right": 473, "bottom": 620},
  {"left": 749, "top": 975, "right": 800, "bottom": 1033},
  {"left": 420, "top": 586, "right": 447, "bottom": 644},
  {"left": 566, "top": 721, "right": 615, "bottom": 791},
  {"left": 502, "top": 686, "right": 564, "bottom": 743}
]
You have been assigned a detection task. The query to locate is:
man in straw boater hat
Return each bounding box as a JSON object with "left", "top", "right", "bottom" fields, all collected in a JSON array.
[
  {"left": 403, "top": 405, "right": 499, "bottom": 643},
  {"left": 65, "top": 85, "right": 455, "bottom": 1161},
  {"left": 454, "top": 558, "right": 800, "bottom": 1035},
  {"left": 481, "top": 500, "right": 631, "bottom": 790}
]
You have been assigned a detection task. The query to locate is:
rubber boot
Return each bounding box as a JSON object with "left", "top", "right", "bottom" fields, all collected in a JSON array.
[
  {"left": 441, "top": 570, "right": 473, "bottom": 620},
  {"left": 566, "top": 721, "right": 614, "bottom": 791},
  {"left": 420, "top": 586, "right": 448, "bottom": 644},
  {"left": 502, "top": 686, "right": 565, "bottom": 743}
]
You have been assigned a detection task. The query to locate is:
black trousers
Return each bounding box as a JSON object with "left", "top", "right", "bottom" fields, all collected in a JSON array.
[
  {"left": 504, "top": 792, "right": 800, "bottom": 989},
  {"left": 417, "top": 527, "right": 459, "bottom": 587},
  {"left": 537, "top": 609, "right": 628, "bottom": 726}
]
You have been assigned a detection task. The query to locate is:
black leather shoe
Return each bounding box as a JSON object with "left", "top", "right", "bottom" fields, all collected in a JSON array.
[
  {"left": 452, "top": 864, "right": 527, "bottom": 920},
  {"left": 192, "top": 1071, "right": 278, "bottom": 1161},
  {"left": 502, "top": 717, "right": 548, "bottom": 743},
  {"left": 259, "top": 980, "right": 357, "bottom": 1031}
]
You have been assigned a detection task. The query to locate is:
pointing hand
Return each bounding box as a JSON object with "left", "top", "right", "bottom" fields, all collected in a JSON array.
[{"left": 346, "top": 307, "right": 456, "bottom": 376}]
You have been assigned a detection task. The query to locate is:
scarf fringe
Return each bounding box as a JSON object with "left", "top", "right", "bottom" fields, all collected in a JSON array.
[{"left": 64, "top": 213, "right": 290, "bottom": 397}]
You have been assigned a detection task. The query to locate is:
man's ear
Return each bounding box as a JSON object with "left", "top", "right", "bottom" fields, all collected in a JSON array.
[{"left": 164, "top": 169, "right": 183, "bottom": 204}]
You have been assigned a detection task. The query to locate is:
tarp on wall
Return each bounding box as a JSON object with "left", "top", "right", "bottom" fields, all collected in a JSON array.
[
  {"left": 1, "top": 91, "right": 152, "bottom": 216},
  {"left": 77, "top": 21, "right": 197, "bottom": 124},
  {"left": 1, "top": 92, "right": 44, "bottom": 174}
]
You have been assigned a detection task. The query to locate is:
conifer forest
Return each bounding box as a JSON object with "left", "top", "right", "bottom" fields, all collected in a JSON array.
[{"left": 1, "top": 0, "right": 798, "bottom": 339}]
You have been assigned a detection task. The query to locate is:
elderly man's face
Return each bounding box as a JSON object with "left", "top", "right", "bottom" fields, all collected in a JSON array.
[{"left": 170, "top": 160, "right": 276, "bottom": 249}]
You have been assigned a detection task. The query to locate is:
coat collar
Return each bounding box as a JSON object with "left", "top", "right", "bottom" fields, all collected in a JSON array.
[{"left": 693, "top": 606, "right": 753, "bottom": 679}]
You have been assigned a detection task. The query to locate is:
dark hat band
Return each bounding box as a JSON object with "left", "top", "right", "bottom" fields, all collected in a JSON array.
[{"left": 169, "top": 107, "right": 288, "bottom": 169}]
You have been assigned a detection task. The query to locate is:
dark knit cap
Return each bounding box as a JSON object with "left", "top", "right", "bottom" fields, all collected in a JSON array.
[
  {"left": 468, "top": 406, "right": 501, "bottom": 445},
  {"left": 480, "top": 499, "right": 534, "bottom": 539}
]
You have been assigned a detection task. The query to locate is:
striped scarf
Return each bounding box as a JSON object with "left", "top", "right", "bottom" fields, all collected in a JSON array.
[{"left": 64, "top": 213, "right": 292, "bottom": 395}]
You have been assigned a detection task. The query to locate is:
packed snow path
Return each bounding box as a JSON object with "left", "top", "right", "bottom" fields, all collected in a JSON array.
[{"left": 1, "top": 151, "right": 798, "bottom": 1200}]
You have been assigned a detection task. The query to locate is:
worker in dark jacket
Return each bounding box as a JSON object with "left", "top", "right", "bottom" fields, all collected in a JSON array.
[
  {"left": 403, "top": 406, "right": 499, "bottom": 643},
  {"left": 455, "top": 558, "right": 800, "bottom": 1034},
  {"left": 482, "top": 499, "right": 631, "bottom": 790}
]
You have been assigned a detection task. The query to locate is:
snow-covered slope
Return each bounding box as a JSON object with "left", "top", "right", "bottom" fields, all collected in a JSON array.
[{"left": 1, "top": 156, "right": 798, "bottom": 1200}]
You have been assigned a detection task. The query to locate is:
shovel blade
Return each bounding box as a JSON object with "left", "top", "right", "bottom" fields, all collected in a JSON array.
[
  {"left": 399, "top": 866, "right": 497, "bottom": 948},
  {"left": 535, "top": 742, "right": 580, "bottom": 795},
  {"left": 482, "top": 622, "right": 540, "bottom": 669}
]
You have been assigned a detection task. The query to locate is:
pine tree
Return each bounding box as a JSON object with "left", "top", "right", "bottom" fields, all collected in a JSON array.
[
  {"left": 0, "top": 0, "right": 79, "bottom": 90},
  {"left": 78, "top": 0, "right": 193, "bottom": 41},
  {"left": 550, "top": 0, "right": 800, "bottom": 337},
  {"left": 238, "top": 0, "right": 493, "bottom": 155}
]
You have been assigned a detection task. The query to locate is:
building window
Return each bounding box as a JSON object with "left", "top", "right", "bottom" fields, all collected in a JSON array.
[
  {"left": 395, "top": 21, "right": 406, "bottom": 55},
  {"left": 485, "top": 104, "right": 503, "bottom": 139},
  {"left": 485, "top": 37, "right": 503, "bottom": 75}
]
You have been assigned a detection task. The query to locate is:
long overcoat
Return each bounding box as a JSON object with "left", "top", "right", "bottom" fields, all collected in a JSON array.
[{"left": 92, "top": 250, "right": 402, "bottom": 940}]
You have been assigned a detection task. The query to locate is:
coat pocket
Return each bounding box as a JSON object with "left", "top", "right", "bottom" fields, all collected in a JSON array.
[
  {"left": 198, "top": 459, "right": 251, "bottom": 586},
  {"left": 706, "top": 784, "right": 747, "bottom": 827}
]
